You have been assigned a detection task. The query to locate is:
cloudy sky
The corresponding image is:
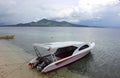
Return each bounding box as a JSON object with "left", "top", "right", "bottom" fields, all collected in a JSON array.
[{"left": 0, "top": 0, "right": 120, "bottom": 27}]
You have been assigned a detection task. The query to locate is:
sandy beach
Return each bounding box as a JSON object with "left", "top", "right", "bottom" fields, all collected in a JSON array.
[{"left": 0, "top": 40, "right": 87, "bottom": 78}]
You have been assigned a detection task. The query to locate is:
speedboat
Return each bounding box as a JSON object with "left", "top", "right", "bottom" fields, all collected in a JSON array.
[{"left": 28, "top": 41, "right": 95, "bottom": 73}]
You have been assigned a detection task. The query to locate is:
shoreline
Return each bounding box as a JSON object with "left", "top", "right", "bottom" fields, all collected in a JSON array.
[
  {"left": 0, "top": 40, "right": 46, "bottom": 78},
  {"left": 0, "top": 40, "right": 88, "bottom": 78},
  {"left": 0, "top": 40, "right": 36, "bottom": 78}
]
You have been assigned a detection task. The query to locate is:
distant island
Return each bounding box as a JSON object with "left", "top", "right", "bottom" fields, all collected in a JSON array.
[
  {"left": 0, "top": 19, "right": 116, "bottom": 28},
  {"left": 15, "top": 19, "right": 88, "bottom": 27}
]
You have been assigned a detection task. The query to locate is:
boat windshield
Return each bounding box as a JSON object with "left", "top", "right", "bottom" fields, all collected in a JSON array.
[{"left": 55, "top": 46, "right": 77, "bottom": 58}]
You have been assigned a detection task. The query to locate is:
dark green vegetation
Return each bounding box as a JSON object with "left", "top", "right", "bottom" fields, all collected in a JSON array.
[{"left": 16, "top": 19, "right": 88, "bottom": 27}]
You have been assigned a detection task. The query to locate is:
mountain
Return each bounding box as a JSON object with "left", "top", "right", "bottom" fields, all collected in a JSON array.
[{"left": 16, "top": 19, "right": 87, "bottom": 27}]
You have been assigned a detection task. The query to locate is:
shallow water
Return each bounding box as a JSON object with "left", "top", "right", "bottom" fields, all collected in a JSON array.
[{"left": 0, "top": 27, "right": 120, "bottom": 78}]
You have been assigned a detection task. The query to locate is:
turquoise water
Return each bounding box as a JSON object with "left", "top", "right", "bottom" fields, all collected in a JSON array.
[{"left": 0, "top": 27, "right": 120, "bottom": 78}]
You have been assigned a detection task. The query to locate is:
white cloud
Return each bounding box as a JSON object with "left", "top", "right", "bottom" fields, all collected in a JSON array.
[
  {"left": 55, "top": 0, "right": 120, "bottom": 22},
  {"left": 118, "top": 13, "right": 120, "bottom": 16},
  {"left": 0, "top": 0, "right": 120, "bottom": 25}
]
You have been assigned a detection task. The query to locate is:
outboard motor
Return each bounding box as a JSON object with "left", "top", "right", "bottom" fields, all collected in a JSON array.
[
  {"left": 37, "top": 62, "right": 46, "bottom": 70},
  {"left": 37, "top": 57, "right": 51, "bottom": 70}
]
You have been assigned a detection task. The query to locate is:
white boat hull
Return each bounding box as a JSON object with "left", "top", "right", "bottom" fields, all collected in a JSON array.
[
  {"left": 28, "top": 42, "right": 95, "bottom": 73},
  {"left": 42, "top": 50, "right": 90, "bottom": 73},
  {"left": 42, "top": 42, "right": 95, "bottom": 73}
]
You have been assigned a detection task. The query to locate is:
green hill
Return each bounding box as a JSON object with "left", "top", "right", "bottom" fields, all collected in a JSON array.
[{"left": 16, "top": 19, "right": 87, "bottom": 27}]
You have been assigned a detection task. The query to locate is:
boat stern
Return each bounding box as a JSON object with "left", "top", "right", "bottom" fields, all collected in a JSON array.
[{"left": 28, "top": 57, "right": 39, "bottom": 68}]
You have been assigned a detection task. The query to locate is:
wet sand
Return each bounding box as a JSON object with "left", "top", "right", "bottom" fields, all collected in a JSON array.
[{"left": 0, "top": 40, "right": 88, "bottom": 78}]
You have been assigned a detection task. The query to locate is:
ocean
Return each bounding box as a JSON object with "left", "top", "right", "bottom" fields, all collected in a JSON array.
[{"left": 0, "top": 27, "right": 120, "bottom": 78}]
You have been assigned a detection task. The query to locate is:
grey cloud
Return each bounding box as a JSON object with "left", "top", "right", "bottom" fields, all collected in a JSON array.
[
  {"left": 0, "top": 0, "right": 58, "bottom": 24},
  {"left": 0, "top": 0, "right": 120, "bottom": 27}
]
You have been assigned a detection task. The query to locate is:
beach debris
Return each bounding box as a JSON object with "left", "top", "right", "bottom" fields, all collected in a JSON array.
[{"left": 0, "top": 35, "right": 15, "bottom": 39}]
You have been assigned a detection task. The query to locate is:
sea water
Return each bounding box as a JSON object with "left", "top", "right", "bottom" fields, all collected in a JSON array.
[{"left": 0, "top": 27, "right": 120, "bottom": 78}]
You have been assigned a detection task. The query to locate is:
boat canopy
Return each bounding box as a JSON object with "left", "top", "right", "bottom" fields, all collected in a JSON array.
[
  {"left": 33, "top": 41, "right": 84, "bottom": 50},
  {"left": 33, "top": 41, "right": 85, "bottom": 56}
]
